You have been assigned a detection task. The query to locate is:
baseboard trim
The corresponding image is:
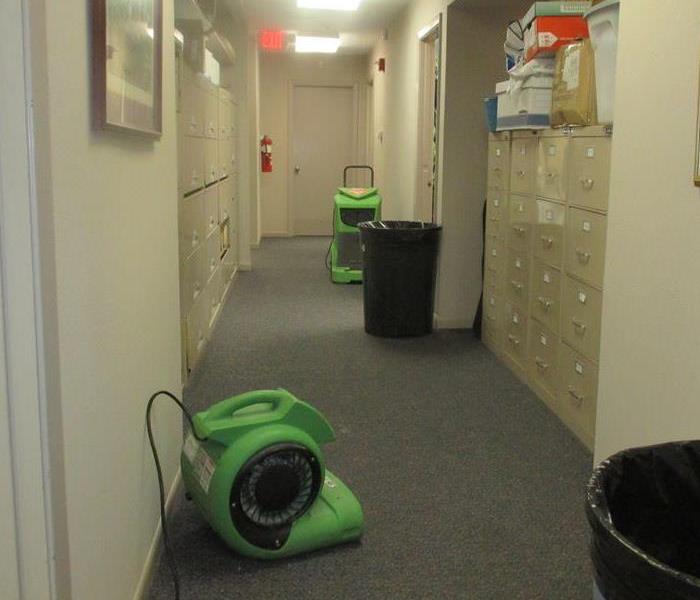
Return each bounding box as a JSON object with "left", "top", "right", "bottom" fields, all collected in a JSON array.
[
  {"left": 262, "top": 232, "right": 292, "bottom": 238},
  {"left": 433, "top": 313, "right": 471, "bottom": 330},
  {"left": 132, "top": 468, "right": 183, "bottom": 600},
  {"left": 238, "top": 262, "right": 252, "bottom": 272}
]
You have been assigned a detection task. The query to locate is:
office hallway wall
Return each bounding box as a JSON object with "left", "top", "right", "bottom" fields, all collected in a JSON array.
[{"left": 150, "top": 237, "right": 593, "bottom": 599}]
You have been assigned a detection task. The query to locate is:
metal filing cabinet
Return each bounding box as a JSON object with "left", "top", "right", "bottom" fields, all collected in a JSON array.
[
  {"left": 177, "top": 58, "right": 239, "bottom": 379},
  {"left": 481, "top": 125, "right": 612, "bottom": 449},
  {"left": 482, "top": 131, "right": 512, "bottom": 359}
]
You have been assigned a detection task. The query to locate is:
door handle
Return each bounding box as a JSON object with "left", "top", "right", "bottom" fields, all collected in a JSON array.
[{"left": 294, "top": 166, "right": 301, "bottom": 174}]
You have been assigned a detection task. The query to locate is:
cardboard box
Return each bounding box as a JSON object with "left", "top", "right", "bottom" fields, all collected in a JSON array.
[
  {"left": 522, "top": 1, "right": 592, "bottom": 29},
  {"left": 551, "top": 39, "right": 597, "bottom": 127},
  {"left": 524, "top": 16, "right": 589, "bottom": 62},
  {"left": 496, "top": 59, "right": 555, "bottom": 130}
]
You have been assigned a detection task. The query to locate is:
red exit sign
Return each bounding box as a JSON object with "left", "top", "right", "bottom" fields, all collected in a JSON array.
[{"left": 259, "top": 30, "right": 285, "bottom": 51}]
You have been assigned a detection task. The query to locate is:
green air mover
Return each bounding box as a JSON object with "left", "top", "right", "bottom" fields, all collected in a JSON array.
[
  {"left": 180, "top": 389, "right": 364, "bottom": 559},
  {"left": 329, "top": 165, "right": 382, "bottom": 284}
]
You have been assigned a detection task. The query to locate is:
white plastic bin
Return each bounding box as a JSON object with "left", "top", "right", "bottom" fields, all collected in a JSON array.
[{"left": 585, "top": 0, "right": 620, "bottom": 124}]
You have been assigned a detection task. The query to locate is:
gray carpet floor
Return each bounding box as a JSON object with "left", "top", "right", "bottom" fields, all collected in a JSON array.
[{"left": 149, "top": 237, "right": 594, "bottom": 600}]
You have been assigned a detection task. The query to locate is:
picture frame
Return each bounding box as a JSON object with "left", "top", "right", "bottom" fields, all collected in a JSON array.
[
  {"left": 696, "top": 68, "right": 700, "bottom": 186},
  {"left": 91, "top": 0, "right": 163, "bottom": 136}
]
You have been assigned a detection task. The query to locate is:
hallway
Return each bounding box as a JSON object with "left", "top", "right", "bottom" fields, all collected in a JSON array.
[{"left": 149, "top": 237, "right": 593, "bottom": 599}]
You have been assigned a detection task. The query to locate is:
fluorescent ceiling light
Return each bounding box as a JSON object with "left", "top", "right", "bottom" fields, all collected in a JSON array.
[
  {"left": 297, "top": 0, "right": 361, "bottom": 11},
  {"left": 295, "top": 35, "right": 341, "bottom": 54}
]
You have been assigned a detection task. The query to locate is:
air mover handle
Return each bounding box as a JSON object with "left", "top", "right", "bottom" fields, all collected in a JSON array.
[
  {"left": 206, "top": 389, "right": 292, "bottom": 421},
  {"left": 343, "top": 165, "right": 374, "bottom": 187}
]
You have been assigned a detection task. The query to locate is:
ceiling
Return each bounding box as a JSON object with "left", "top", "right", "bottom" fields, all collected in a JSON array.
[{"left": 229, "top": 0, "right": 414, "bottom": 54}]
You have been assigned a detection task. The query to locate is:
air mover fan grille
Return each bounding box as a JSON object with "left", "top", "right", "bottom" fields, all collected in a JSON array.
[
  {"left": 239, "top": 451, "right": 314, "bottom": 527},
  {"left": 230, "top": 444, "right": 322, "bottom": 550}
]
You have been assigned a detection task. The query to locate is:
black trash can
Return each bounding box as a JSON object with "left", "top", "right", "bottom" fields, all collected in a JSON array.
[
  {"left": 358, "top": 221, "right": 441, "bottom": 337},
  {"left": 586, "top": 441, "right": 700, "bottom": 600}
]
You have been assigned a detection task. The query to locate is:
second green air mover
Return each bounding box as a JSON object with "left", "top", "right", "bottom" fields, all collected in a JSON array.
[
  {"left": 329, "top": 165, "right": 382, "bottom": 284},
  {"left": 180, "top": 388, "right": 364, "bottom": 559}
]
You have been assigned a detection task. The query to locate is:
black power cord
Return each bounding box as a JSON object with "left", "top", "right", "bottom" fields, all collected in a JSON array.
[
  {"left": 146, "top": 390, "right": 208, "bottom": 600},
  {"left": 325, "top": 206, "right": 335, "bottom": 276}
]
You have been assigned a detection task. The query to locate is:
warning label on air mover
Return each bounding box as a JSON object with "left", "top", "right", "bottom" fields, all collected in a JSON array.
[{"left": 184, "top": 433, "right": 215, "bottom": 494}]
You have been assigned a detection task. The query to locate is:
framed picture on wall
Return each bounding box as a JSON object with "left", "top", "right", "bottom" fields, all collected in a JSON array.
[
  {"left": 91, "top": 0, "right": 163, "bottom": 136},
  {"left": 696, "top": 70, "right": 700, "bottom": 186}
]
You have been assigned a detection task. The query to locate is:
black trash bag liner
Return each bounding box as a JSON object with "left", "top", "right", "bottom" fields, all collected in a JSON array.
[
  {"left": 358, "top": 221, "right": 441, "bottom": 338},
  {"left": 586, "top": 441, "right": 700, "bottom": 600}
]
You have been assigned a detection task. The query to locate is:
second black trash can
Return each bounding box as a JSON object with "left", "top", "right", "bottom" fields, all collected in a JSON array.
[
  {"left": 586, "top": 441, "right": 700, "bottom": 600},
  {"left": 358, "top": 221, "right": 441, "bottom": 337}
]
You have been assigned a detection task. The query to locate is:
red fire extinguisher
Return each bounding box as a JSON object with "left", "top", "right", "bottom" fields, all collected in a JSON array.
[{"left": 261, "top": 135, "right": 272, "bottom": 173}]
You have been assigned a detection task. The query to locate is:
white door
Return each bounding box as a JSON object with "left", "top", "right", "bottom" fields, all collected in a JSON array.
[
  {"left": 291, "top": 85, "right": 356, "bottom": 235},
  {"left": 418, "top": 29, "right": 440, "bottom": 223}
]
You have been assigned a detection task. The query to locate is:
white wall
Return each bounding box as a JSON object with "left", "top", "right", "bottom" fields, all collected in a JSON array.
[
  {"left": 595, "top": 1, "right": 700, "bottom": 462},
  {"left": 35, "top": 0, "right": 184, "bottom": 598},
  {"left": 248, "top": 35, "right": 263, "bottom": 247},
  {"left": 368, "top": 0, "right": 528, "bottom": 328},
  {"left": 258, "top": 52, "right": 370, "bottom": 236},
  {"left": 435, "top": 2, "right": 529, "bottom": 328},
  {"left": 367, "top": 0, "right": 446, "bottom": 220}
]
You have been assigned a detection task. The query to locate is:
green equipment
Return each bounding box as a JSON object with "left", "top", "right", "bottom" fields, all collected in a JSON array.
[
  {"left": 329, "top": 165, "right": 382, "bottom": 284},
  {"left": 180, "top": 389, "right": 364, "bottom": 559}
]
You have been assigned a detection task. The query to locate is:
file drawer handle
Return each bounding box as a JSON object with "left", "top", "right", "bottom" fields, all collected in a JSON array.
[
  {"left": 489, "top": 216, "right": 499, "bottom": 222},
  {"left": 537, "top": 296, "right": 553, "bottom": 311},
  {"left": 580, "top": 178, "right": 595, "bottom": 190},
  {"left": 517, "top": 170, "right": 526, "bottom": 178},
  {"left": 568, "top": 387, "right": 585, "bottom": 406},
  {"left": 512, "top": 226, "right": 526, "bottom": 236},
  {"left": 486, "top": 315, "right": 497, "bottom": 322},
  {"left": 510, "top": 280, "right": 524, "bottom": 292},
  {"left": 540, "top": 235, "right": 554, "bottom": 249},
  {"left": 571, "top": 318, "right": 587, "bottom": 334},
  {"left": 576, "top": 248, "right": 592, "bottom": 264},
  {"left": 545, "top": 172, "right": 556, "bottom": 181},
  {"left": 535, "top": 357, "right": 549, "bottom": 371},
  {"left": 507, "top": 334, "right": 520, "bottom": 347},
  {"left": 493, "top": 167, "right": 502, "bottom": 173}
]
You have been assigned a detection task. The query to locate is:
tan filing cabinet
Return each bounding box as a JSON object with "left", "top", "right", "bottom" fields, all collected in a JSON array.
[
  {"left": 536, "top": 130, "right": 569, "bottom": 202},
  {"left": 534, "top": 199, "right": 565, "bottom": 268},
  {"left": 508, "top": 195, "right": 535, "bottom": 253},
  {"left": 559, "top": 342, "right": 598, "bottom": 448},
  {"left": 483, "top": 132, "right": 512, "bottom": 358},
  {"left": 481, "top": 125, "right": 612, "bottom": 449},
  {"left": 566, "top": 208, "right": 607, "bottom": 289},
  {"left": 510, "top": 132, "right": 538, "bottom": 195},
  {"left": 528, "top": 320, "right": 559, "bottom": 404},
  {"left": 530, "top": 260, "right": 561, "bottom": 334},
  {"left": 568, "top": 127, "right": 612, "bottom": 213},
  {"left": 486, "top": 191, "right": 508, "bottom": 241},
  {"left": 177, "top": 58, "right": 239, "bottom": 379}
]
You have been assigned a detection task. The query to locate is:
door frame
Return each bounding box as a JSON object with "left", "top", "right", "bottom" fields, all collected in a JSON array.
[
  {"left": 286, "top": 81, "right": 360, "bottom": 236},
  {"left": 0, "top": 0, "right": 58, "bottom": 597},
  {"left": 416, "top": 16, "right": 443, "bottom": 223}
]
